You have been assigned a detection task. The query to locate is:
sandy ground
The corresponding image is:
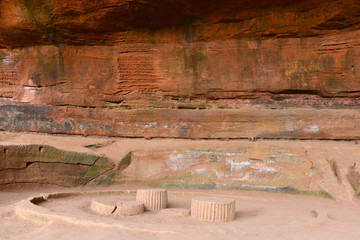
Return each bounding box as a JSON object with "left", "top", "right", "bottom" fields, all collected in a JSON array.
[
  {"left": 1, "top": 185, "right": 360, "bottom": 240},
  {"left": 0, "top": 132, "right": 360, "bottom": 239}
]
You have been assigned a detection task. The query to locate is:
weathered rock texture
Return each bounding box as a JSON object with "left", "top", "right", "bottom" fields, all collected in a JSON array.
[
  {"left": 191, "top": 197, "right": 236, "bottom": 222},
  {"left": 0, "top": 0, "right": 360, "bottom": 140},
  {"left": 0, "top": 145, "right": 115, "bottom": 187},
  {"left": 118, "top": 147, "right": 326, "bottom": 195},
  {"left": 347, "top": 164, "right": 360, "bottom": 198},
  {"left": 2, "top": 133, "right": 360, "bottom": 200}
]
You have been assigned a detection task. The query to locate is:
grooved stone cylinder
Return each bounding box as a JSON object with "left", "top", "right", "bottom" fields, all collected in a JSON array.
[
  {"left": 136, "top": 189, "right": 167, "bottom": 210},
  {"left": 191, "top": 197, "right": 236, "bottom": 222}
]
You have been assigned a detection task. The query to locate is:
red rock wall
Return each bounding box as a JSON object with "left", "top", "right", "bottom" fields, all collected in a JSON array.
[{"left": 0, "top": 0, "right": 359, "bottom": 139}]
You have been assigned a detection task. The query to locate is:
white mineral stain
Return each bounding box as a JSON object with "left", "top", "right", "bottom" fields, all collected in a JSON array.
[
  {"left": 0, "top": 55, "right": 12, "bottom": 65},
  {"left": 215, "top": 171, "right": 223, "bottom": 179},
  {"left": 303, "top": 124, "right": 320, "bottom": 133},
  {"left": 191, "top": 168, "right": 207, "bottom": 175},
  {"left": 21, "top": 86, "right": 37, "bottom": 103},
  {"left": 166, "top": 153, "right": 200, "bottom": 171},
  {"left": 144, "top": 122, "right": 157, "bottom": 128},
  {"left": 226, "top": 159, "right": 252, "bottom": 172}
]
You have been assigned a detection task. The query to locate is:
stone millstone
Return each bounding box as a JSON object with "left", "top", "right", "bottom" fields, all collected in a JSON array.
[
  {"left": 90, "top": 199, "right": 115, "bottom": 215},
  {"left": 191, "top": 197, "right": 236, "bottom": 222},
  {"left": 136, "top": 189, "right": 167, "bottom": 210},
  {"left": 114, "top": 201, "right": 144, "bottom": 216}
]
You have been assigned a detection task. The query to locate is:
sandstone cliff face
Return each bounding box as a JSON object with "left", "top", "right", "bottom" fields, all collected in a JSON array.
[
  {"left": 0, "top": 144, "right": 115, "bottom": 186},
  {"left": 0, "top": 0, "right": 359, "bottom": 139}
]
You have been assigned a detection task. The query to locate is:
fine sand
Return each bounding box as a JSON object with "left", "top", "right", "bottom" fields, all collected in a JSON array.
[{"left": 1, "top": 185, "right": 360, "bottom": 240}]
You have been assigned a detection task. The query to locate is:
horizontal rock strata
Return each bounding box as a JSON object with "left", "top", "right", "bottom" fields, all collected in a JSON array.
[
  {"left": 0, "top": 0, "right": 359, "bottom": 47},
  {"left": 0, "top": 0, "right": 358, "bottom": 141},
  {"left": 0, "top": 145, "right": 115, "bottom": 187},
  {"left": 1, "top": 106, "right": 360, "bottom": 140}
]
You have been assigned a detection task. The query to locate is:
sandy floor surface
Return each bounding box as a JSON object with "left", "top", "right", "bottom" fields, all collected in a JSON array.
[{"left": 1, "top": 185, "right": 360, "bottom": 240}]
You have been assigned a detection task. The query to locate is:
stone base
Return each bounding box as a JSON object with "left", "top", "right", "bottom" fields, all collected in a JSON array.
[
  {"left": 114, "top": 201, "right": 144, "bottom": 216},
  {"left": 191, "top": 197, "right": 235, "bottom": 222},
  {"left": 91, "top": 199, "right": 144, "bottom": 216},
  {"left": 136, "top": 189, "right": 167, "bottom": 210},
  {"left": 90, "top": 199, "right": 115, "bottom": 215}
]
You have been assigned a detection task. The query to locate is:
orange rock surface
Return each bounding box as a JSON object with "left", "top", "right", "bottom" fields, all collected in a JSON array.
[{"left": 0, "top": 0, "right": 359, "bottom": 139}]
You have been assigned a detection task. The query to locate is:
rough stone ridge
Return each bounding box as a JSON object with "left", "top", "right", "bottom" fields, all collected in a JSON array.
[
  {"left": 191, "top": 197, "right": 235, "bottom": 222},
  {"left": 0, "top": 144, "right": 115, "bottom": 188},
  {"left": 136, "top": 189, "right": 167, "bottom": 210},
  {"left": 0, "top": 0, "right": 359, "bottom": 47}
]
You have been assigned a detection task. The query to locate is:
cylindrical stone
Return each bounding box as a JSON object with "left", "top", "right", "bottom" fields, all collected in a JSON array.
[
  {"left": 191, "top": 197, "right": 236, "bottom": 222},
  {"left": 114, "top": 201, "right": 144, "bottom": 216},
  {"left": 136, "top": 189, "right": 167, "bottom": 210},
  {"left": 90, "top": 199, "right": 115, "bottom": 215}
]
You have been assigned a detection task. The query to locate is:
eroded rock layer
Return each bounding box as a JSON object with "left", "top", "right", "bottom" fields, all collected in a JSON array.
[
  {"left": 2, "top": 133, "right": 360, "bottom": 199},
  {"left": 0, "top": 145, "right": 115, "bottom": 187},
  {"left": 1, "top": 0, "right": 359, "bottom": 47},
  {"left": 0, "top": 0, "right": 359, "bottom": 140}
]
